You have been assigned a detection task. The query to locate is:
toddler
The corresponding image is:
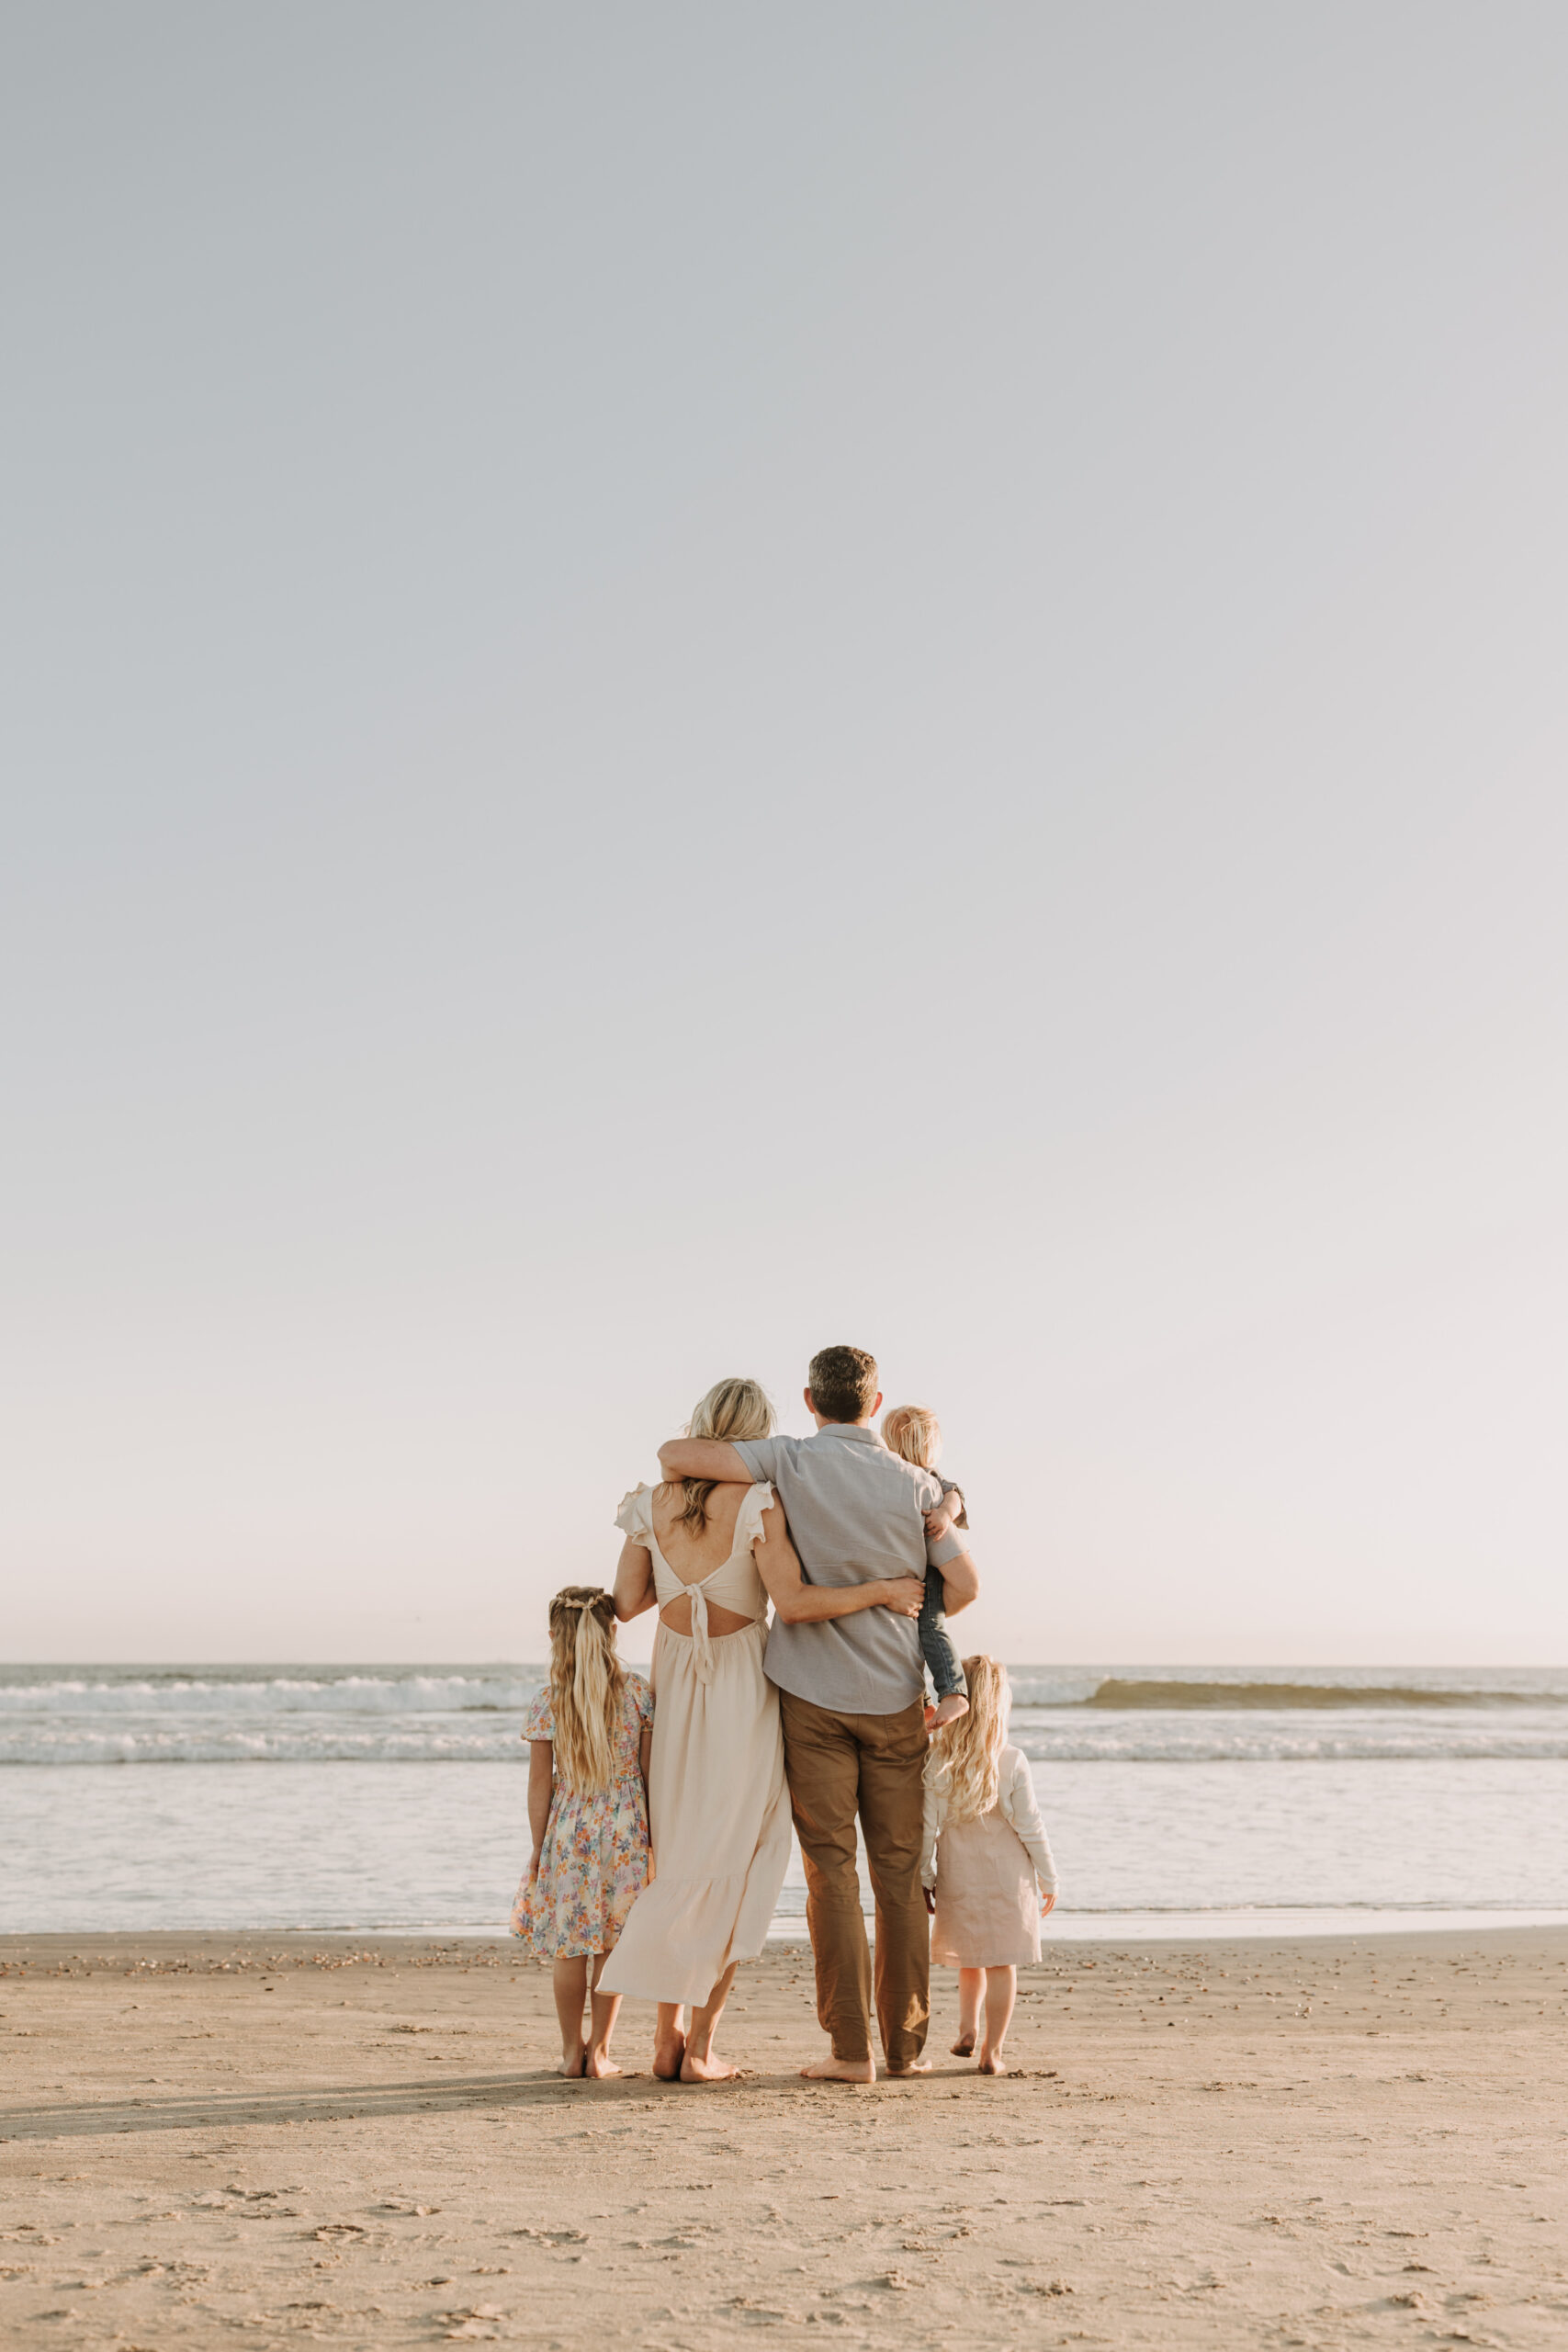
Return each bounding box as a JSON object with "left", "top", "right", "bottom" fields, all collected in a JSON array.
[
  {"left": 882, "top": 1403, "right": 970, "bottom": 1727},
  {"left": 921, "top": 1655, "right": 1057, "bottom": 2075},
  {"left": 513, "top": 1585, "right": 653, "bottom": 2078}
]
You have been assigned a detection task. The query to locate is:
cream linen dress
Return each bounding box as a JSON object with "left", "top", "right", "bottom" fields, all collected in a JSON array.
[
  {"left": 598, "top": 1483, "right": 793, "bottom": 2007},
  {"left": 921, "top": 1742, "right": 1058, "bottom": 1969}
]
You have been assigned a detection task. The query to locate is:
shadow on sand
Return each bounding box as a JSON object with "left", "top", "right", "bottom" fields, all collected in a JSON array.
[{"left": 0, "top": 2064, "right": 974, "bottom": 2139}]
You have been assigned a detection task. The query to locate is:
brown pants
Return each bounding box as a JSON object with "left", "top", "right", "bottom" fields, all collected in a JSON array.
[{"left": 778, "top": 1690, "right": 929, "bottom": 2069}]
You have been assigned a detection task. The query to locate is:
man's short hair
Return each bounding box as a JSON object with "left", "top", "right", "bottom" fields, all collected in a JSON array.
[{"left": 807, "top": 1344, "right": 879, "bottom": 1425}]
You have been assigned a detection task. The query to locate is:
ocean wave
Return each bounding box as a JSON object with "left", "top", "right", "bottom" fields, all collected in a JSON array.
[
  {"left": 0, "top": 1673, "right": 541, "bottom": 1715},
  {"left": 0, "top": 1729, "right": 529, "bottom": 1765},
  {"left": 1010, "top": 1728, "right": 1568, "bottom": 1764},
  {"left": 8, "top": 1721, "right": 1568, "bottom": 1766},
  {"left": 1068, "top": 1678, "right": 1565, "bottom": 1711},
  {"left": 5, "top": 1662, "right": 1567, "bottom": 1766}
]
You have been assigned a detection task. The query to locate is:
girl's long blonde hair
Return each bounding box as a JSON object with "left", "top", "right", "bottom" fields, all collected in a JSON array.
[
  {"left": 675, "top": 1375, "right": 774, "bottom": 1533},
  {"left": 923, "top": 1655, "right": 1010, "bottom": 1821},
  {"left": 546, "top": 1586, "right": 625, "bottom": 1793}
]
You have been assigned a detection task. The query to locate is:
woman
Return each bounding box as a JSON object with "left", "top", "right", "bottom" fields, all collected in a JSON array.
[{"left": 599, "top": 1376, "right": 924, "bottom": 2081}]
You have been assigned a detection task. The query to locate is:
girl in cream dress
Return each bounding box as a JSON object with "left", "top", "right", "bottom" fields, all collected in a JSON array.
[
  {"left": 921, "top": 1654, "right": 1058, "bottom": 2075},
  {"left": 602, "top": 1377, "right": 925, "bottom": 2082}
]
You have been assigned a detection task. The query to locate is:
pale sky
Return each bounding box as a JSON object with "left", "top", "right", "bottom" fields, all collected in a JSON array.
[{"left": 3, "top": 5, "right": 1565, "bottom": 1666}]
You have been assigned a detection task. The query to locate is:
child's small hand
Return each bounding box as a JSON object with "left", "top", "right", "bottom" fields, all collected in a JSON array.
[
  {"left": 923, "top": 1497, "right": 957, "bottom": 1541},
  {"left": 1041, "top": 1888, "right": 1056, "bottom": 1917},
  {"left": 922, "top": 1887, "right": 935, "bottom": 1916}
]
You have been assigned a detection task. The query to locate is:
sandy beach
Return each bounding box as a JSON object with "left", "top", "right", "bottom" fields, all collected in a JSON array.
[{"left": 1, "top": 1928, "right": 1563, "bottom": 2348}]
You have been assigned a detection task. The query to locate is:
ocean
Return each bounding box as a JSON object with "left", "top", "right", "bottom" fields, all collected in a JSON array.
[{"left": 5, "top": 1663, "right": 1567, "bottom": 1940}]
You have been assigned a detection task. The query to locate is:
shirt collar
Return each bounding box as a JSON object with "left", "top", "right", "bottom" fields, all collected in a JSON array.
[{"left": 809, "top": 1421, "right": 883, "bottom": 1445}]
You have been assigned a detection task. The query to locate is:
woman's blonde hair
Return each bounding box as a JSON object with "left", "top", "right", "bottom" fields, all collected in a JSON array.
[
  {"left": 675, "top": 1376, "right": 774, "bottom": 1534},
  {"left": 923, "top": 1655, "right": 1010, "bottom": 1821},
  {"left": 546, "top": 1586, "right": 625, "bottom": 1794},
  {"left": 882, "top": 1403, "right": 942, "bottom": 1468}
]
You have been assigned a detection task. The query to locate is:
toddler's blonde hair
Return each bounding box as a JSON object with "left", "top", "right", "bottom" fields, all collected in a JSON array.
[
  {"left": 882, "top": 1403, "right": 942, "bottom": 1468},
  {"left": 546, "top": 1586, "right": 625, "bottom": 1794},
  {"left": 675, "top": 1375, "right": 774, "bottom": 1534},
  {"left": 923, "top": 1655, "right": 1010, "bottom": 1822}
]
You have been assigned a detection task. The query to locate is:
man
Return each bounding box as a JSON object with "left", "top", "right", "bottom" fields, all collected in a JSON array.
[{"left": 658, "top": 1343, "right": 978, "bottom": 2081}]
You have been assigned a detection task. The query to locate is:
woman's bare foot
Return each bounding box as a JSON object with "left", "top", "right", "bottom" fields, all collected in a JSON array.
[
  {"left": 583, "top": 2047, "right": 621, "bottom": 2079},
  {"left": 558, "top": 2043, "right": 586, "bottom": 2078},
  {"left": 976, "top": 2048, "right": 1009, "bottom": 2075},
  {"left": 950, "top": 2033, "right": 976, "bottom": 2056},
  {"left": 680, "top": 2050, "right": 739, "bottom": 2082},
  {"left": 651, "top": 2031, "right": 686, "bottom": 2081},
  {"left": 799, "top": 2054, "right": 876, "bottom": 2083}
]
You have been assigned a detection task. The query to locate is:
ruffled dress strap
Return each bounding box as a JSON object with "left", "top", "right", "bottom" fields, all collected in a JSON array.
[
  {"left": 732, "top": 1479, "right": 776, "bottom": 1555},
  {"left": 615, "top": 1485, "right": 655, "bottom": 1545}
]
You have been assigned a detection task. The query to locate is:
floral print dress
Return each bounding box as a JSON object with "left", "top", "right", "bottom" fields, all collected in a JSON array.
[{"left": 511, "top": 1672, "right": 654, "bottom": 1959}]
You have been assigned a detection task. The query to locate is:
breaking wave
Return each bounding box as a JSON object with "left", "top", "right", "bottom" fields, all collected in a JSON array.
[{"left": 3, "top": 1662, "right": 1564, "bottom": 1764}]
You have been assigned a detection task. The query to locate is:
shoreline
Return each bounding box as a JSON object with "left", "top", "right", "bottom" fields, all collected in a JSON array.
[{"left": 7, "top": 1904, "right": 1568, "bottom": 1948}]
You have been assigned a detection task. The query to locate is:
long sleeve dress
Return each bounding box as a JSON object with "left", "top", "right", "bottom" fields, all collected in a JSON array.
[
  {"left": 598, "top": 1483, "right": 793, "bottom": 2007},
  {"left": 920, "top": 1741, "right": 1057, "bottom": 1968}
]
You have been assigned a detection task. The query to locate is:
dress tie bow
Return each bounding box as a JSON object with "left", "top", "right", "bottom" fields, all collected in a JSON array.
[{"left": 687, "top": 1575, "right": 719, "bottom": 1683}]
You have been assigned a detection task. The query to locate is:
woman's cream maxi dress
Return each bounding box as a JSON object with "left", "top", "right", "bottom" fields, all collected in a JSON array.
[{"left": 599, "top": 1483, "right": 793, "bottom": 2007}]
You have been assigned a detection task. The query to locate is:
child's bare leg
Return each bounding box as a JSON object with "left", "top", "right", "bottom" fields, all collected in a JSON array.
[
  {"left": 582, "top": 1951, "right": 623, "bottom": 2078},
  {"left": 953, "top": 1967, "right": 984, "bottom": 2055},
  {"left": 682, "top": 1962, "right": 739, "bottom": 2082},
  {"left": 978, "top": 1965, "right": 1016, "bottom": 2075},
  {"left": 552, "top": 1957, "right": 589, "bottom": 2076},
  {"left": 653, "top": 2002, "right": 687, "bottom": 2080}
]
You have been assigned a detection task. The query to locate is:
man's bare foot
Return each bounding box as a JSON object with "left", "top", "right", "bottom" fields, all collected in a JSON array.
[
  {"left": 929, "top": 1693, "right": 969, "bottom": 1729},
  {"left": 558, "top": 2043, "right": 586, "bottom": 2078},
  {"left": 652, "top": 2035, "right": 685, "bottom": 2080},
  {"left": 799, "top": 2054, "right": 876, "bottom": 2083},
  {"left": 583, "top": 2047, "right": 621, "bottom": 2079},
  {"left": 977, "top": 2048, "right": 1009, "bottom": 2075},
  {"left": 680, "top": 2050, "right": 739, "bottom": 2082},
  {"left": 886, "top": 2056, "right": 933, "bottom": 2075},
  {"left": 950, "top": 2032, "right": 976, "bottom": 2056}
]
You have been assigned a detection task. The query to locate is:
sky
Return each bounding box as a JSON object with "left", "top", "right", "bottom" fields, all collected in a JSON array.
[{"left": 3, "top": 5, "right": 1565, "bottom": 1666}]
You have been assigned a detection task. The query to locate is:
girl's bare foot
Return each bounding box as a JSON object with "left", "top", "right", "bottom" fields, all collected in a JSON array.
[
  {"left": 559, "top": 2043, "right": 586, "bottom": 2078},
  {"left": 976, "top": 2048, "right": 1008, "bottom": 2075},
  {"left": 680, "top": 2050, "right": 739, "bottom": 2082},
  {"left": 799, "top": 2054, "right": 876, "bottom": 2083},
  {"left": 583, "top": 2047, "right": 621, "bottom": 2079},
  {"left": 652, "top": 2031, "right": 686, "bottom": 2081},
  {"left": 951, "top": 2032, "right": 976, "bottom": 2056}
]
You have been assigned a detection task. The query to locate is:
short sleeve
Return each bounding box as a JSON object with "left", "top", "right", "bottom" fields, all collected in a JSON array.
[
  {"left": 731, "top": 1436, "right": 784, "bottom": 1484},
  {"left": 734, "top": 1480, "right": 777, "bottom": 1554},
  {"left": 615, "top": 1486, "right": 654, "bottom": 1545},
  {"left": 926, "top": 1522, "right": 965, "bottom": 1568},
  {"left": 520, "top": 1684, "right": 553, "bottom": 1742},
  {"left": 626, "top": 1671, "right": 654, "bottom": 1727}
]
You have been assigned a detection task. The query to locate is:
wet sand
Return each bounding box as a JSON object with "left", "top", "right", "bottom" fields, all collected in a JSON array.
[{"left": 1, "top": 1928, "right": 1564, "bottom": 2347}]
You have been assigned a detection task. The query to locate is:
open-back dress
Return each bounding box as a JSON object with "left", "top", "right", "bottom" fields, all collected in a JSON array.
[{"left": 598, "top": 1482, "right": 792, "bottom": 2007}]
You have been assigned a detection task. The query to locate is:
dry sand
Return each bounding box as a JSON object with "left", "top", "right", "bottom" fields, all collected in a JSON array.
[{"left": 1, "top": 1928, "right": 1564, "bottom": 2349}]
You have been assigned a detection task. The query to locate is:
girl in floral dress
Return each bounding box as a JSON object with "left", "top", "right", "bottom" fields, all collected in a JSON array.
[{"left": 513, "top": 1585, "right": 653, "bottom": 2077}]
